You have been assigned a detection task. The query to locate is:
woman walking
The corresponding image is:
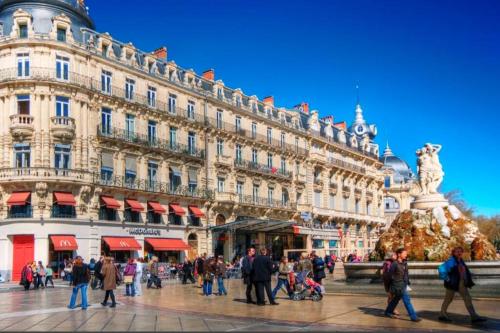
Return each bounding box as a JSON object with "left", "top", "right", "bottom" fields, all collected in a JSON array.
[
  {"left": 134, "top": 258, "right": 143, "bottom": 296},
  {"left": 272, "top": 256, "right": 292, "bottom": 299},
  {"left": 101, "top": 257, "right": 118, "bottom": 308},
  {"left": 68, "top": 256, "right": 90, "bottom": 310},
  {"left": 123, "top": 258, "right": 137, "bottom": 297},
  {"left": 45, "top": 265, "right": 54, "bottom": 288}
]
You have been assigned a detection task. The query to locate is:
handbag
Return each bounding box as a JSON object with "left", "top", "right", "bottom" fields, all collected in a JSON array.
[{"left": 124, "top": 275, "right": 133, "bottom": 284}]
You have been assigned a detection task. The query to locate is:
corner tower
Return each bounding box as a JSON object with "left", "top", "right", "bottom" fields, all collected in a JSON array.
[{"left": 0, "top": 0, "right": 94, "bottom": 42}]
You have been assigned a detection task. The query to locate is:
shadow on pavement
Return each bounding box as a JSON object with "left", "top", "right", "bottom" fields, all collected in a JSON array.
[{"left": 417, "top": 310, "right": 499, "bottom": 331}]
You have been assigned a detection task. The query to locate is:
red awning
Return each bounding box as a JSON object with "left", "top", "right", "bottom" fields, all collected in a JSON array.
[
  {"left": 54, "top": 192, "right": 76, "bottom": 206},
  {"left": 169, "top": 204, "right": 186, "bottom": 216},
  {"left": 125, "top": 199, "right": 144, "bottom": 212},
  {"left": 293, "top": 225, "right": 300, "bottom": 235},
  {"left": 148, "top": 201, "right": 166, "bottom": 214},
  {"left": 103, "top": 237, "right": 141, "bottom": 251},
  {"left": 188, "top": 205, "right": 205, "bottom": 218},
  {"left": 101, "top": 196, "right": 120, "bottom": 209},
  {"left": 50, "top": 235, "right": 78, "bottom": 251},
  {"left": 145, "top": 238, "right": 190, "bottom": 251},
  {"left": 7, "top": 192, "right": 30, "bottom": 206}
]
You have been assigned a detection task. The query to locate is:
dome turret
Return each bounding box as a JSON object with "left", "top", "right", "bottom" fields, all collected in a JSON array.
[
  {"left": 380, "top": 142, "right": 415, "bottom": 184},
  {"left": 0, "top": 0, "right": 94, "bottom": 42}
]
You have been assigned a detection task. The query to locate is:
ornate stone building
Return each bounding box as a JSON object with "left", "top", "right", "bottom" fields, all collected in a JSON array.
[{"left": 0, "top": 0, "right": 385, "bottom": 280}]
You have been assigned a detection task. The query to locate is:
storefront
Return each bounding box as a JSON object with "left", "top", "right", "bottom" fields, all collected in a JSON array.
[
  {"left": 144, "top": 238, "right": 190, "bottom": 263},
  {"left": 211, "top": 217, "right": 295, "bottom": 261},
  {"left": 48, "top": 235, "right": 78, "bottom": 277},
  {"left": 101, "top": 236, "right": 142, "bottom": 262}
]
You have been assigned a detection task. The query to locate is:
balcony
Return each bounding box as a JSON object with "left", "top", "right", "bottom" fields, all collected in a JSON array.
[
  {"left": 234, "top": 159, "right": 292, "bottom": 180},
  {"left": 50, "top": 116, "right": 75, "bottom": 139},
  {"left": 327, "top": 157, "right": 366, "bottom": 174},
  {"left": 0, "top": 167, "right": 91, "bottom": 182},
  {"left": 94, "top": 175, "right": 214, "bottom": 200},
  {"left": 214, "top": 155, "right": 233, "bottom": 167},
  {"left": 238, "top": 194, "right": 296, "bottom": 210},
  {"left": 10, "top": 114, "right": 34, "bottom": 138},
  {"left": 97, "top": 126, "right": 205, "bottom": 161}
]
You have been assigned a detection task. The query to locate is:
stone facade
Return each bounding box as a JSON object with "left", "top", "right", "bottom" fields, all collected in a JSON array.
[{"left": 0, "top": 1, "right": 386, "bottom": 280}]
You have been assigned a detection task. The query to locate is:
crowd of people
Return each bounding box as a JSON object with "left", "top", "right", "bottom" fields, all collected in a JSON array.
[{"left": 15, "top": 246, "right": 491, "bottom": 325}]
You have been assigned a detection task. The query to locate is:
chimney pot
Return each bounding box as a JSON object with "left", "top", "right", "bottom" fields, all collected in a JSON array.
[
  {"left": 152, "top": 46, "right": 167, "bottom": 60},
  {"left": 263, "top": 96, "right": 274, "bottom": 106}
]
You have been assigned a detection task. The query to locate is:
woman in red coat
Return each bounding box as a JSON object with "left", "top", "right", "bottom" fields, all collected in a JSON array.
[{"left": 20, "top": 262, "right": 33, "bottom": 291}]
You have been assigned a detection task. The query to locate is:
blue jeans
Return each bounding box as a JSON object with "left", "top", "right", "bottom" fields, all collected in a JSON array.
[
  {"left": 203, "top": 281, "right": 213, "bottom": 296},
  {"left": 217, "top": 277, "right": 227, "bottom": 295},
  {"left": 385, "top": 287, "right": 418, "bottom": 320},
  {"left": 69, "top": 283, "right": 88, "bottom": 309},
  {"left": 126, "top": 283, "right": 135, "bottom": 296},
  {"left": 272, "top": 278, "right": 291, "bottom": 299}
]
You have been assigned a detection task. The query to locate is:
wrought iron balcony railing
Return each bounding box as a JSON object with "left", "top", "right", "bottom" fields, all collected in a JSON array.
[
  {"left": 234, "top": 159, "right": 292, "bottom": 179},
  {"left": 97, "top": 125, "right": 205, "bottom": 159}
]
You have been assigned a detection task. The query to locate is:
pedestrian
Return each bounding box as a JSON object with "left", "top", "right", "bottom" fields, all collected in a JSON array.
[
  {"left": 134, "top": 258, "right": 143, "bottom": 296},
  {"left": 438, "top": 247, "right": 487, "bottom": 323},
  {"left": 297, "top": 252, "right": 312, "bottom": 273},
  {"left": 101, "top": 257, "right": 117, "bottom": 308},
  {"left": 94, "top": 256, "right": 104, "bottom": 289},
  {"left": 182, "top": 258, "right": 195, "bottom": 284},
  {"left": 252, "top": 248, "right": 278, "bottom": 306},
  {"left": 64, "top": 259, "right": 73, "bottom": 285},
  {"left": 384, "top": 248, "right": 421, "bottom": 322},
  {"left": 31, "top": 261, "right": 39, "bottom": 289},
  {"left": 241, "top": 247, "right": 256, "bottom": 304},
  {"left": 45, "top": 265, "right": 54, "bottom": 288},
  {"left": 324, "top": 252, "right": 336, "bottom": 275},
  {"left": 195, "top": 254, "right": 206, "bottom": 288},
  {"left": 36, "top": 261, "right": 46, "bottom": 289},
  {"left": 382, "top": 252, "right": 399, "bottom": 315},
  {"left": 68, "top": 256, "right": 90, "bottom": 310},
  {"left": 147, "top": 256, "right": 161, "bottom": 289},
  {"left": 215, "top": 255, "right": 227, "bottom": 296},
  {"left": 202, "top": 257, "right": 216, "bottom": 296},
  {"left": 123, "top": 258, "right": 137, "bottom": 297},
  {"left": 311, "top": 251, "right": 326, "bottom": 284},
  {"left": 20, "top": 262, "right": 33, "bottom": 291},
  {"left": 272, "top": 256, "right": 292, "bottom": 299}
]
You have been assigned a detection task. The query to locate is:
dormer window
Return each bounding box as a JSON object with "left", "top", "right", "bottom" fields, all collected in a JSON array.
[
  {"left": 19, "top": 24, "right": 27, "bottom": 39},
  {"left": 217, "top": 87, "right": 223, "bottom": 100},
  {"left": 57, "top": 27, "right": 67, "bottom": 42},
  {"left": 102, "top": 44, "right": 109, "bottom": 58}
]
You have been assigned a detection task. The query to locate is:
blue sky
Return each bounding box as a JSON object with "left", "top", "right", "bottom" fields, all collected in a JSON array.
[{"left": 86, "top": 0, "right": 500, "bottom": 216}]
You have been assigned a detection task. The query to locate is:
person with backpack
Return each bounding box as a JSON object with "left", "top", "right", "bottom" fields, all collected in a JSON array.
[
  {"left": 382, "top": 252, "right": 399, "bottom": 315},
  {"left": 123, "top": 258, "right": 137, "bottom": 297},
  {"left": 384, "top": 248, "right": 421, "bottom": 322},
  {"left": 68, "top": 256, "right": 90, "bottom": 310},
  {"left": 438, "top": 247, "right": 487, "bottom": 323},
  {"left": 101, "top": 257, "right": 118, "bottom": 308},
  {"left": 311, "top": 251, "right": 326, "bottom": 284}
]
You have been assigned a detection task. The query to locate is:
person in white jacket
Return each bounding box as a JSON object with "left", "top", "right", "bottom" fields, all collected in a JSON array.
[{"left": 134, "top": 258, "right": 143, "bottom": 296}]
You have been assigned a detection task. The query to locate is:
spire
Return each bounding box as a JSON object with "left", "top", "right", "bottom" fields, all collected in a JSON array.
[
  {"left": 383, "top": 141, "right": 394, "bottom": 157},
  {"left": 354, "top": 84, "right": 365, "bottom": 124}
]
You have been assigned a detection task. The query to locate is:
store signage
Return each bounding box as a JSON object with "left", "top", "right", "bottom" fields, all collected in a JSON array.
[{"left": 128, "top": 228, "right": 161, "bottom": 236}]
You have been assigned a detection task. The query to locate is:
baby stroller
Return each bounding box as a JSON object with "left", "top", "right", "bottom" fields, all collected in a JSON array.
[{"left": 291, "top": 270, "right": 324, "bottom": 302}]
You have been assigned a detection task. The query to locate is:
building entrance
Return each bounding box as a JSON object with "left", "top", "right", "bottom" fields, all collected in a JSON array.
[{"left": 12, "top": 235, "right": 34, "bottom": 281}]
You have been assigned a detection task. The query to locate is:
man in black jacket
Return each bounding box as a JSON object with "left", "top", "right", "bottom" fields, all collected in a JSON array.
[
  {"left": 94, "top": 256, "right": 104, "bottom": 289},
  {"left": 195, "top": 254, "right": 206, "bottom": 288},
  {"left": 252, "top": 248, "right": 278, "bottom": 306},
  {"left": 241, "top": 247, "right": 256, "bottom": 304}
]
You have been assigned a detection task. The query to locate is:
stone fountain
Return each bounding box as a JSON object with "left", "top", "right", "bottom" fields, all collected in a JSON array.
[{"left": 344, "top": 143, "right": 499, "bottom": 284}]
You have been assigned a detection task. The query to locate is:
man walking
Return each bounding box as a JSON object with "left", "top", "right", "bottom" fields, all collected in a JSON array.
[
  {"left": 252, "top": 248, "right": 278, "bottom": 306},
  {"left": 241, "top": 247, "right": 256, "bottom": 304},
  {"left": 438, "top": 247, "right": 487, "bottom": 323},
  {"left": 384, "top": 248, "right": 420, "bottom": 322}
]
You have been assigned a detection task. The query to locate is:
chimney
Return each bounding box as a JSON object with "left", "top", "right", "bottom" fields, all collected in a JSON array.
[
  {"left": 152, "top": 46, "right": 167, "bottom": 60},
  {"left": 295, "top": 102, "right": 309, "bottom": 114},
  {"left": 334, "top": 121, "right": 347, "bottom": 130},
  {"left": 263, "top": 96, "right": 274, "bottom": 106},
  {"left": 321, "top": 115, "right": 334, "bottom": 124},
  {"left": 202, "top": 69, "right": 215, "bottom": 81}
]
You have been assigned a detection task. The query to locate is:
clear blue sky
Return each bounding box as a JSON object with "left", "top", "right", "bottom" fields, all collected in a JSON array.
[{"left": 86, "top": 0, "right": 500, "bottom": 216}]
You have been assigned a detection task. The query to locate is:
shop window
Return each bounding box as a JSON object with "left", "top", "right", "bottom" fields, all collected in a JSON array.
[
  {"left": 312, "top": 239, "right": 324, "bottom": 249},
  {"left": 57, "top": 27, "right": 67, "bottom": 42}
]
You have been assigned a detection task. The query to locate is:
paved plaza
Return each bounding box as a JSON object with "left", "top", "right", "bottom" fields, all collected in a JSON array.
[{"left": 0, "top": 279, "right": 499, "bottom": 332}]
